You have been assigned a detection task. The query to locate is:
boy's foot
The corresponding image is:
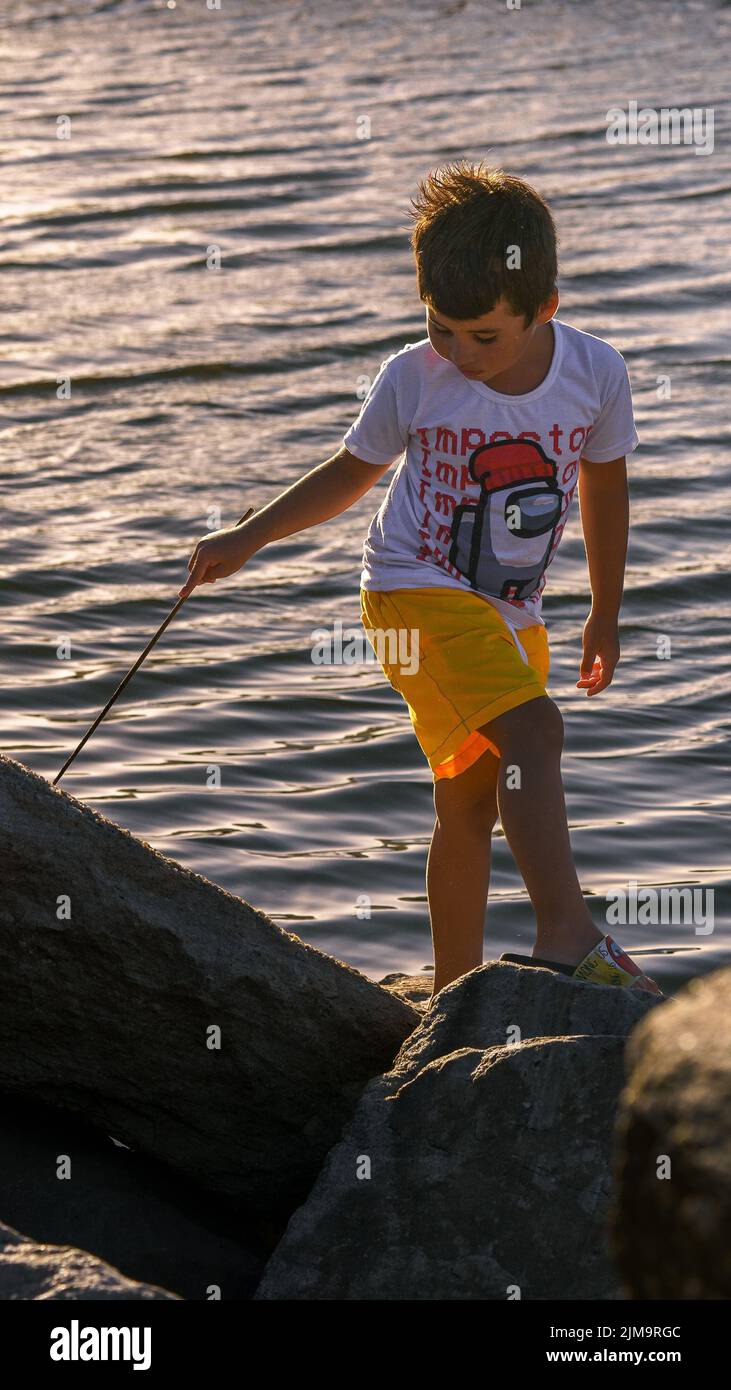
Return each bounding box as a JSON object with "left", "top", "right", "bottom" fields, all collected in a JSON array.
[{"left": 502, "top": 933, "right": 664, "bottom": 996}]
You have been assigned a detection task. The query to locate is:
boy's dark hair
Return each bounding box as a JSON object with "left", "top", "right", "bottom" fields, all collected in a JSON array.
[{"left": 408, "top": 159, "right": 558, "bottom": 328}]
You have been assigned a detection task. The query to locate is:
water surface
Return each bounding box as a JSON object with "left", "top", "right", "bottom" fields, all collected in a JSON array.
[{"left": 2, "top": 0, "right": 729, "bottom": 995}]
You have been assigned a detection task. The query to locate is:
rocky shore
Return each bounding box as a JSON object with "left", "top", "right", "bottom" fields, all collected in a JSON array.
[{"left": 1, "top": 753, "right": 727, "bottom": 1300}]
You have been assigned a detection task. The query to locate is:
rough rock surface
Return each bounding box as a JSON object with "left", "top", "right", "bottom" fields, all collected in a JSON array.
[
  {"left": 0, "top": 754, "right": 420, "bottom": 1214},
  {"left": 609, "top": 965, "right": 731, "bottom": 1299},
  {"left": 255, "top": 961, "right": 664, "bottom": 1300},
  {"left": 378, "top": 971, "right": 432, "bottom": 1011},
  {"left": 0, "top": 1220, "right": 180, "bottom": 1299}
]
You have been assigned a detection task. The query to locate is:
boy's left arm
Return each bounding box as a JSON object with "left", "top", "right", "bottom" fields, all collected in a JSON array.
[{"left": 576, "top": 455, "right": 629, "bottom": 697}]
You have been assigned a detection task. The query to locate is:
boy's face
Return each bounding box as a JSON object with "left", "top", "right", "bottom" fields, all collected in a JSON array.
[{"left": 424, "top": 290, "right": 559, "bottom": 383}]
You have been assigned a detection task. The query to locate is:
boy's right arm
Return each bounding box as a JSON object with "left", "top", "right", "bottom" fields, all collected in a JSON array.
[{"left": 178, "top": 446, "right": 391, "bottom": 598}]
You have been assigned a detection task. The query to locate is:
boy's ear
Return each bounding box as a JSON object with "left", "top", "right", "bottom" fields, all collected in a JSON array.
[
  {"left": 522, "top": 289, "right": 559, "bottom": 330},
  {"left": 539, "top": 287, "right": 560, "bottom": 321}
]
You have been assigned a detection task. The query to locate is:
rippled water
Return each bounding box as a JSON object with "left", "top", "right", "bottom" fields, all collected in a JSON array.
[{"left": 2, "top": 0, "right": 729, "bottom": 996}]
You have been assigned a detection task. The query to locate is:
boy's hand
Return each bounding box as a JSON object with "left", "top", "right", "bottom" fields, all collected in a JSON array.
[
  {"left": 178, "top": 524, "right": 257, "bottom": 600},
  {"left": 577, "top": 612, "right": 620, "bottom": 696}
]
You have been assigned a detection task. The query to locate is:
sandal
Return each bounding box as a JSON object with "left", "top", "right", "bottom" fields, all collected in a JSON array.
[{"left": 500, "top": 933, "right": 664, "bottom": 996}]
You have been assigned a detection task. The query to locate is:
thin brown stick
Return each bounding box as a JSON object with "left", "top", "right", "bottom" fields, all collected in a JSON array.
[{"left": 52, "top": 507, "right": 256, "bottom": 786}]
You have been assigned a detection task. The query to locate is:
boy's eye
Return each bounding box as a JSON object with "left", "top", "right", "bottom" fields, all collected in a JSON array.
[{"left": 431, "top": 323, "right": 496, "bottom": 345}]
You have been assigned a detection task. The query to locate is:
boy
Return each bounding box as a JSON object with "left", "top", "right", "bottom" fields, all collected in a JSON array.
[{"left": 179, "top": 160, "right": 662, "bottom": 1004}]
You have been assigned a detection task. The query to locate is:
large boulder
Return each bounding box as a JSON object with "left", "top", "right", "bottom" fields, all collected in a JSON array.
[
  {"left": 609, "top": 965, "right": 731, "bottom": 1298},
  {"left": 0, "top": 1220, "right": 180, "bottom": 1299},
  {"left": 255, "top": 962, "right": 665, "bottom": 1300},
  {"left": 0, "top": 754, "right": 420, "bottom": 1215}
]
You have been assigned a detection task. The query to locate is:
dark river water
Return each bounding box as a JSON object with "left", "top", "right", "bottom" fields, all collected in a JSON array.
[{"left": 2, "top": 0, "right": 729, "bottom": 996}]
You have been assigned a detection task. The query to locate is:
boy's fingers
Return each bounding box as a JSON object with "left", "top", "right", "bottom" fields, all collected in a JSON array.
[
  {"left": 587, "top": 673, "right": 612, "bottom": 696},
  {"left": 577, "top": 658, "right": 602, "bottom": 689},
  {"left": 577, "top": 655, "right": 600, "bottom": 683},
  {"left": 577, "top": 655, "right": 616, "bottom": 695},
  {"left": 178, "top": 533, "right": 232, "bottom": 598},
  {"left": 190, "top": 558, "right": 209, "bottom": 586},
  {"left": 178, "top": 555, "right": 209, "bottom": 598}
]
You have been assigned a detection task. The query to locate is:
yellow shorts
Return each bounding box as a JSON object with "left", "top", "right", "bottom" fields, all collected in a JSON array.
[{"left": 359, "top": 586, "right": 550, "bottom": 780}]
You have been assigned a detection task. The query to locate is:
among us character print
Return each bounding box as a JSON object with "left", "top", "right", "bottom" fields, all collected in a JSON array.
[{"left": 448, "top": 438, "right": 563, "bottom": 600}]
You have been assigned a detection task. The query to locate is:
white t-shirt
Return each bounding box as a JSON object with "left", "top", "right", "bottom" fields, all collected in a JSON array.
[{"left": 342, "top": 318, "right": 639, "bottom": 629}]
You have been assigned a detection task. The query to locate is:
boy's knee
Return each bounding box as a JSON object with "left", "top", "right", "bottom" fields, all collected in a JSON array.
[
  {"left": 434, "top": 793, "right": 499, "bottom": 837},
  {"left": 480, "top": 695, "right": 564, "bottom": 755},
  {"left": 433, "top": 759, "right": 500, "bottom": 835}
]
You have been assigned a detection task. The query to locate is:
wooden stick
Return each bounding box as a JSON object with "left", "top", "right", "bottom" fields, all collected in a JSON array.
[{"left": 52, "top": 507, "right": 256, "bottom": 786}]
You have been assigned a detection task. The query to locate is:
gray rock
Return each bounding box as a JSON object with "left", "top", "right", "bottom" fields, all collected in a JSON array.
[
  {"left": 609, "top": 965, "right": 731, "bottom": 1298},
  {"left": 255, "top": 961, "right": 664, "bottom": 1299},
  {"left": 378, "top": 971, "right": 432, "bottom": 1011},
  {"left": 0, "top": 754, "right": 420, "bottom": 1213},
  {"left": 0, "top": 1219, "right": 180, "bottom": 1299}
]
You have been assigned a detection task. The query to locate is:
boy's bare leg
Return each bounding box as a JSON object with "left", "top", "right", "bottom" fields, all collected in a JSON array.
[
  {"left": 423, "top": 695, "right": 660, "bottom": 1006},
  {"left": 426, "top": 749, "right": 500, "bottom": 1002},
  {"left": 477, "top": 695, "right": 601, "bottom": 962},
  {"left": 478, "top": 695, "right": 660, "bottom": 992}
]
